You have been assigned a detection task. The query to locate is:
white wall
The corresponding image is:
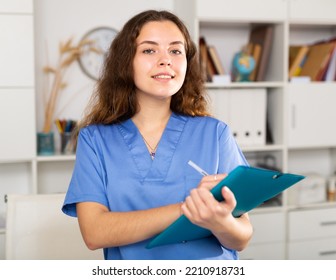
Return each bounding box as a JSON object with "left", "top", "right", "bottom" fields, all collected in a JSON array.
[{"left": 34, "top": 0, "right": 174, "bottom": 147}]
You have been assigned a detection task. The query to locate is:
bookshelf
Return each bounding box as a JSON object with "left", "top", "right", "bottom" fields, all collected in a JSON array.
[{"left": 175, "top": 0, "right": 336, "bottom": 259}]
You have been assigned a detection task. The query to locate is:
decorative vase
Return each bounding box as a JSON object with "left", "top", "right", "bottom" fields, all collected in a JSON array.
[{"left": 37, "top": 132, "right": 55, "bottom": 155}]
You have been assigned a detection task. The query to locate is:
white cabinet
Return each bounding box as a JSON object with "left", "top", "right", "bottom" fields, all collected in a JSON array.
[
  {"left": 0, "top": 0, "right": 35, "bottom": 259},
  {"left": 173, "top": 0, "right": 336, "bottom": 260},
  {"left": 288, "top": 84, "right": 336, "bottom": 148},
  {"left": 288, "top": 207, "right": 336, "bottom": 259}
]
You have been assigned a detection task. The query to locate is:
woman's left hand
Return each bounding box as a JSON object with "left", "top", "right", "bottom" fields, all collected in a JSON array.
[{"left": 181, "top": 174, "right": 237, "bottom": 234}]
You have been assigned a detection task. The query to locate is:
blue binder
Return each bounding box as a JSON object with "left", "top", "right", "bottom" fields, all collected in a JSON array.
[{"left": 146, "top": 165, "right": 305, "bottom": 249}]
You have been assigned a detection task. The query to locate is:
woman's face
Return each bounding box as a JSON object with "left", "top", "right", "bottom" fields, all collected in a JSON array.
[{"left": 133, "top": 20, "right": 187, "bottom": 102}]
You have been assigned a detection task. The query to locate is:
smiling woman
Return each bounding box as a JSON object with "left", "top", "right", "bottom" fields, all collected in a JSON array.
[{"left": 61, "top": 10, "right": 253, "bottom": 260}]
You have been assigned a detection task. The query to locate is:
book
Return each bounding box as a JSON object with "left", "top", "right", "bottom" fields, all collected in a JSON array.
[
  {"left": 316, "top": 43, "right": 336, "bottom": 81},
  {"left": 206, "top": 48, "right": 218, "bottom": 77},
  {"left": 248, "top": 25, "right": 274, "bottom": 81},
  {"left": 146, "top": 165, "right": 305, "bottom": 249},
  {"left": 300, "top": 41, "right": 336, "bottom": 81},
  {"left": 207, "top": 45, "right": 225, "bottom": 75},
  {"left": 199, "top": 37, "right": 219, "bottom": 82},
  {"left": 314, "top": 36, "right": 336, "bottom": 81},
  {"left": 324, "top": 46, "right": 336, "bottom": 81},
  {"left": 288, "top": 45, "right": 309, "bottom": 79},
  {"left": 199, "top": 37, "right": 211, "bottom": 82},
  {"left": 289, "top": 45, "right": 301, "bottom": 69},
  {"left": 249, "top": 43, "right": 262, "bottom": 81}
]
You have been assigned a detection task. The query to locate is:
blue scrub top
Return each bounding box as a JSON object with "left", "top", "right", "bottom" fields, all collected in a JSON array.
[{"left": 62, "top": 113, "right": 248, "bottom": 260}]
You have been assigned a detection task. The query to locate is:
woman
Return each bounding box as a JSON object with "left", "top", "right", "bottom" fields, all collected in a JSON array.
[{"left": 62, "top": 10, "right": 253, "bottom": 260}]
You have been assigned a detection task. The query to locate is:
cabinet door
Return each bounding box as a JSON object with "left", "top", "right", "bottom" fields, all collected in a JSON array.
[
  {"left": 289, "top": 0, "right": 336, "bottom": 22},
  {"left": 0, "top": 14, "right": 34, "bottom": 87},
  {"left": 197, "top": 0, "right": 287, "bottom": 21},
  {"left": 0, "top": 0, "right": 33, "bottom": 13},
  {"left": 0, "top": 89, "right": 36, "bottom": 160},
  {"left": 288, "top": 84, "right": 336, "bottom": 148}
]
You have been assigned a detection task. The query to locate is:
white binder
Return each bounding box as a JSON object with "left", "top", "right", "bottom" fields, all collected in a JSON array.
[{"left": 208, "top": 88, "right": 267, "bottom": 147}]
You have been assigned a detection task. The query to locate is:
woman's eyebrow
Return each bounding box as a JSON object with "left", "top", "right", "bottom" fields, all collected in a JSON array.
[{"left": 138, "top": 40, "right": 184, "bottom": 46}]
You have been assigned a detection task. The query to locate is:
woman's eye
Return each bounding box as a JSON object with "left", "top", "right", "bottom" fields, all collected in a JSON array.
[
  {"left": 171, "top": 49, "right": 183, "bottom": 55},
  {"left": 143, "top": 48, "right": 155, "bottom": 54}
]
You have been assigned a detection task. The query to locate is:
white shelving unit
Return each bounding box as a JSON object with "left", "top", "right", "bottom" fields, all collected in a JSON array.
[
  {"left": 1, "top": 0, "right": 336, "bottom": 259},
  {"left": 175, "top": 0, "right": 336, "bottom": 259}
]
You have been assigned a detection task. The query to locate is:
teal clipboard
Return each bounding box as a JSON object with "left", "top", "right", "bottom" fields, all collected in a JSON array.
[{"left": 146, "top": 165, "right": 305, "bottom": 249}]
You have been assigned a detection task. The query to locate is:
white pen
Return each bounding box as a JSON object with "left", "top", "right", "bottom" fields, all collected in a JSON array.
[{"left": 188, "top": 160, "right": 209, "bottom": 176}]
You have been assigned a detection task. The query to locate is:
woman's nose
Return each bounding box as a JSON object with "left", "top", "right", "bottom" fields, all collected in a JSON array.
[{"left": 158, "top": 54, "right": 172, "bottom": 66}]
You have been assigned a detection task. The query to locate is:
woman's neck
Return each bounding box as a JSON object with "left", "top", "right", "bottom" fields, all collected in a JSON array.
[
  {"left": 132, "top": 93, "right": 172, "bottom": 132},
  {"left": 132, "top": 98, "right": 172, "bottom": 152},
  {"left": 132, "top": 107, "right": 172, "bottom": 133}
]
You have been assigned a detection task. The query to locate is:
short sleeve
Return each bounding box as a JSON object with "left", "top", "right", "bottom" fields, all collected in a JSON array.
[{"left": 62, "top": 127, "right": 108, "bottom": 217}]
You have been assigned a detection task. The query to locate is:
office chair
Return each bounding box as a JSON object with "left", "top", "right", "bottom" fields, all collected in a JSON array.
[{"left": 5, "top": 193, "right": 103, "bottom": 260}]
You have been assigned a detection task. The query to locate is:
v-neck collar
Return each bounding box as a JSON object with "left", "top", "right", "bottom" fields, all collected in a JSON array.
[{"left": 118, "top": 113, "right": 188, "bottom": 182}]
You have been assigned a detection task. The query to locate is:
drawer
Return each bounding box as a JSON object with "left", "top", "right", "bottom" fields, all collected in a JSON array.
[
  {"left": 239, "top": 242, "right": 285, "bottom": 260},
  {"left": 289, "top": 208, "right": 336, "bottom": 241},
  {"left": 248, "top": 211, "right": 285, "bottom": 244},
  {"left": 288, "top": 237, "right": 336, "bottom": 260}
]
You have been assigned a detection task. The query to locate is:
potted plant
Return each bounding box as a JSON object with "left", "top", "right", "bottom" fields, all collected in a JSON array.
[{"left": 37, "top": 38, "right": 96, "bottom": 155}]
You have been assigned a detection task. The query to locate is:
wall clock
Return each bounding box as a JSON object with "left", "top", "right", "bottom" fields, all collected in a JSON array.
[{"left": 78, "top": 26, "right": 118, "bottom": 80}]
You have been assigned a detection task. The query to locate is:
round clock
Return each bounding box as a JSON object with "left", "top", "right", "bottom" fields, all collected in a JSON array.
[{"left": 78, "top": 26, "right": 118, "bottom": 80}]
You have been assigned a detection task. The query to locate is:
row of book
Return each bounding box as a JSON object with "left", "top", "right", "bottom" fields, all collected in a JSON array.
[
  {"left": 289, "top": 37, "right": 336, "bottom": 82},
  {"left": 199, "top": 37, "right": 225, "bottom": 82},
  {"left": 199, "top": 25, "right": 274, "bottom": 83}
]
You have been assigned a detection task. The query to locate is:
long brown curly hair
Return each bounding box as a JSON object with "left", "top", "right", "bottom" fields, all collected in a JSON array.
[{"left": 77, "top": 10, "right": 209, "bottom": 133}]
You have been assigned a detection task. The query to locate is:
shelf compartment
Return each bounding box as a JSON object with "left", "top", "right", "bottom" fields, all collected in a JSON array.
[{"left": 199, "top": 21, "right": 286, "bottom": 83}]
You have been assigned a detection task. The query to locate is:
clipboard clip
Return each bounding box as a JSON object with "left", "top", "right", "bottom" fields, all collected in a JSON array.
[{"left": 272, "top": 173, "right": 283, "bottom": 179}]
